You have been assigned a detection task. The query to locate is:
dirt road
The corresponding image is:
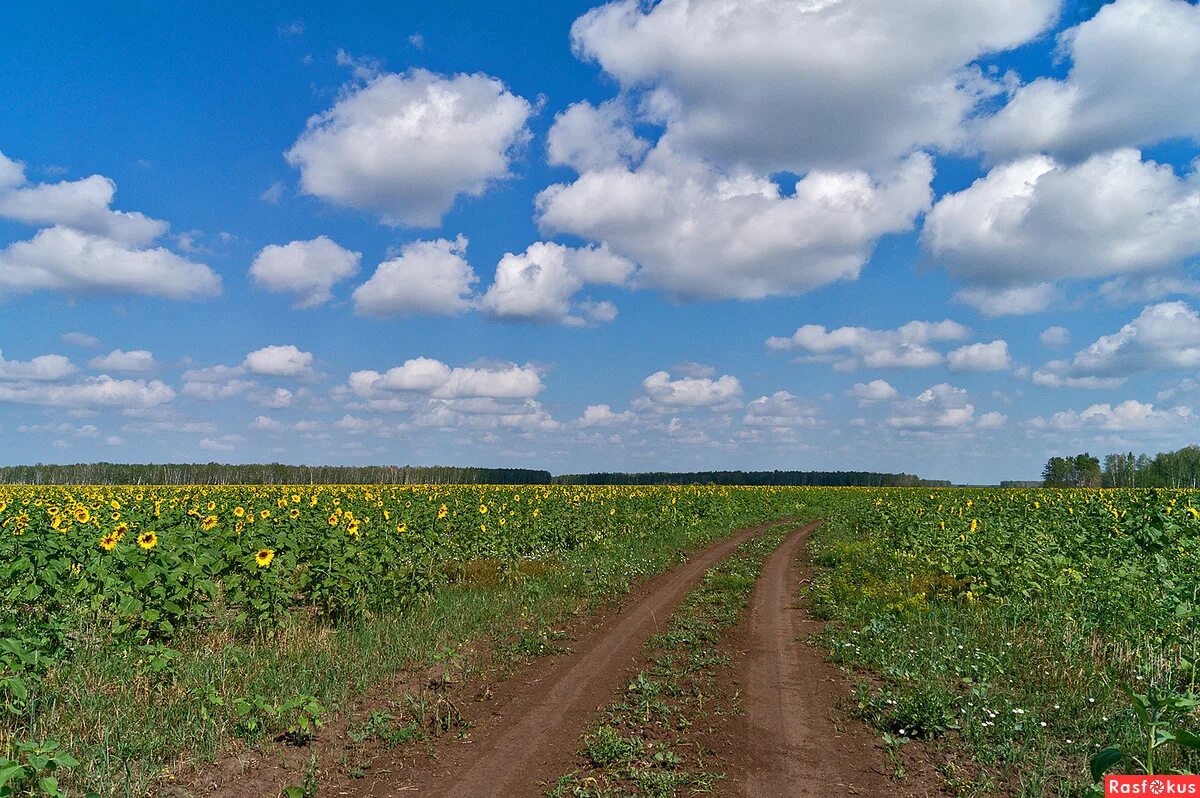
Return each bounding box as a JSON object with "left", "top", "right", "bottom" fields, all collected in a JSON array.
[
  {"left": 335, "top": 517, "right": 808, "bottom": 797},
  {"left": 727, "top": 523, "right": 928, "bottom": 797}
]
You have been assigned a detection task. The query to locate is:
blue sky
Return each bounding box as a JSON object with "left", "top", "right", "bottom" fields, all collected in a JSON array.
[{"left": 2, "top": 0, "right": 1199, "bottom": 484}]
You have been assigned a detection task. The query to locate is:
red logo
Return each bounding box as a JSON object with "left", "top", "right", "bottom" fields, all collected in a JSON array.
[{"left": 1107, "top": 776, "right": 1200, "bottom": 795}]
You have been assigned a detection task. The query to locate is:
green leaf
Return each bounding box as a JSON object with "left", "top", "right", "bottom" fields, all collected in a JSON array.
[
  {"left": 1173, "top": 728, "right": 1200, "bottom": 750},
  {"left": 1090, "top": 747, "right": 1124, "bottom": 782},
  {"left": 0, "top": 765, "right": 25, "bottom": 788},
  {"left": 37, "top": 776, "right": 58, "bottom": 795}
]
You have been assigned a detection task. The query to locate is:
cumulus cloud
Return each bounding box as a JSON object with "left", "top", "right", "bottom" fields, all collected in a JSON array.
[
  {"left": 352, "top": 236, "right": 478, "bottom": 317},
  {"left": 0, "top": 349, "right": 76, "bottom": 381},
  {"left": 742, "top": 391, "right": 818, "bottom": 428},
  {"left": 481, "top": 241, "right": 633, "bottom": 326},
  {"left": 347, "top": 357, "right": 544, "bottom": 402},
  {"left": 1030, "top": 399, "right": 1195, "bottom": 432},
  {"left": 547, "top": 100, "right": 648, "bottom": 173},
  {"left": 849, "top": 379, "right": 898, "bottom": 402},
  {"left": 767, "top": 319, "right": 968, "bottom": 370},
  {"left": 954, "top": 284, "right": 1058, "bottom": 317},
  {"left": 923, "top": 150, "right": 1200, "bottom": 288},
  {"left": 285, "top": 69, "right": 533, "bottom": 227},
  {"left": 947, "top": 340, "right": 1011, "bottom": 372},
  {"left": 640, "top": 369, "right": 742, "bottom": 409},
  {"left": 1040, "top": 326, "right": 1071, "bottom": 347},
  {"left": 1033, "top": 302, "right": 1200, "bottom": 387},
  {"left": 87, "top": 349, "right": 157, "bottom": 373},
  {"left": 0, "top": 376, "right": 175, "bottom": 408},
  {"left": 0, "top": 151, "right": 220, "bottom": 300},
  {"left": 538, "top": 148, "right": 933, "bottom": 301},
  {"left": 242, "top": 345, "right": 317, "bottom": 378},
  {"left": 980, "top": 0, "right": 1200, "bottom": 162},
  {"left": 570, "top": 0, "right": 1057, "bottom": 172},
  {"left": 886, "top": 383, "right": 976, "bottom": 430},
  {"left": 575, "top": 404, "right": 636, "bottom": 428},
  {"left": 250, "top": 236, "right": 361, "bottom": 308}
]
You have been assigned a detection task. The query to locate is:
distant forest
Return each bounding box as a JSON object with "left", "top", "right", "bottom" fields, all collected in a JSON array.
[
  {"left": 552, "top": 470, "right": 949, "bottom": 487},
  {"left": 0, "top": 463, "right": 553, "bottom": 486},
  {"left": 0, "top": 463, "right": 945, "bottom": 487}
]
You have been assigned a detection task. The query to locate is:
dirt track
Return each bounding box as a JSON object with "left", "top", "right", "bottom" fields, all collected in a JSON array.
[
  {"left": 335, "top": 517, "right": 807, "bottom": 797},
  {"left": 726, "top": 523, "right": 937, "bottom": 797}
]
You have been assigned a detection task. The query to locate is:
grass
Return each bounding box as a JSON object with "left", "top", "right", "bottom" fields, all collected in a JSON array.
[
  {"left": 548, "top": 522, "right": 798, "bottom": 797},
  {"left": 30, "top": 506, "right": 809, "bottom": 797},
  {"left": 806, "top": 494, "right": 1200, "bottom": 797}
]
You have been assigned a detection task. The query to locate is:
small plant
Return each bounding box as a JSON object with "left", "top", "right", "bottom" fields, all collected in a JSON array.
[
  {"left": 1090, "top": 684, "right": 1200, "bottom": 781},
  {"left": 0, "top": 740, "right": 80, "bottom": 798}
]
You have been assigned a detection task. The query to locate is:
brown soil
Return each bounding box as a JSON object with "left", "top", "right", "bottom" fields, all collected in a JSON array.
[
  {"left": 327, "top": 517, "right": 801, "bottom": 797},
  {"left": 719, "top": 523, "right": 946, "bottom": 797}
]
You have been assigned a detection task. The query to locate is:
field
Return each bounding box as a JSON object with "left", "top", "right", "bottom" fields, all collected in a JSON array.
[{"left": 0, "top": 484, "right": 1198, "bottom": 796}]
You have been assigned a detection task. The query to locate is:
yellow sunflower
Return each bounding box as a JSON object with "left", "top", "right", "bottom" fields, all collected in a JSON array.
[
  {"left": 201, "top": 515, "right": 218, "bottom": 531},
  {"left": 100, "top": 532, "right": 119, "bottom": 551},
  {"left": 254, "top": 548, "right": 275, "bottom": 568},
  {"left": 136, "top": 531, "right": 158, "bottom": 550}
]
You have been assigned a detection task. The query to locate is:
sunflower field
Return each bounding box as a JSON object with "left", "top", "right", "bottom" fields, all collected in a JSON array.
[
  {"left": 810, "top": 487, "right": 1200, "bottom": 792},
  {"left": 0, "top": 482, "right": 808, "bottom": 795}
]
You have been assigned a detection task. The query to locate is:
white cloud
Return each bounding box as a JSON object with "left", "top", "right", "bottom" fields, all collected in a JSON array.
[
  {"left": 923, "top": 150, "right": 1200, "bottom": 287},
  {"left": 767, "top": 319, "right": 968, "bottom": 370},
  {"left": 954, "top": 284, "right": 1058, "bottom": 317},
  {"left": 575, "top": 404, "right": 635, "bottom": 428},
  {"left": 347, "top": 357, "right": 544, "bottom": 401},
  {"left": 849, "top": 379, "right": 898, "bottom": 402},
  {"left": 538, "top": 148, "right": 933, "bottom": 301},
  {"left": 980, "top": 0, "right": 1200, "bottom": 162},
  {"left": 0, "top": 226, "right": 221, "bottom": 301},
  {"left": 242, "top": 345, "right": 317, "bottom": 378},
  {"left": 1039, "top": 326, "right": 1071, "bottom": 347},
  {"left": 0, "top": 151, "right": 220, "bottom": 300},
  {"left": 886, "top": 383, "right": 976, "bottom": 430},
  {"left": 0, "top": 349, "right": 76, "bottom": 381},
  {"left": 1034, "top": 301, "right": 1200, "bottom": 385},
  {"left": 641, "top": 369, "right": 742, "bottom": 409},
  {"left": 1097, "top": 275, "right": 1200, "bottom": 306},
  {"left": 60, "top": 332, "right": 100, "bottom": 349},
  {"left": 947, "top": 340, "right": 1011, "bottom": 372},
  {"left": 250, "top": 236, "right": 361, "bottom": 308},
  {"left": 977, "top": 411, "right": 1007, "bottom": 429},
  {"left": 199, "top": 434, "right": 244, "bottom": 452},
  {"left": 251, "top": 415, "right": 286, "bottom": 432},
  {"left": 352, "top": 236, "right": 478, "bottom": 317},
  {"left": 481, "top": 241, "right": 633, "bottom": 326},
  {"left": 570, "top": 0, "right": 1057, "bottom": 172},
  {"left": 742, "top": 391, "right": 818, "bottom": 428},
  {"left": 88, "top": 349, "right": 157, "bottom": 373},
  {"left": 547, "top": 100, "right": 648, "bottom": 173},
  {"left": 1030, "top": 399, "right": 1195, "bottom": 432},
  {"left": 0, "top": 376, "right": 175, "bottom": 408},
  {"left": 285, "top": 69, "right": 533, "bottom": 227}
]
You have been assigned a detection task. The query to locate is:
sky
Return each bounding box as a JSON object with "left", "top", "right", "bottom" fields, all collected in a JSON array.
[{"left": 1, "top": 0, "right": 1199, "bottom": 484}]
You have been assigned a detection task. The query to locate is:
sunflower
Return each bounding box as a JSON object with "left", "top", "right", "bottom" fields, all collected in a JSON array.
[
  {"left": 233, "top": 506, "right": 246, "bottom": 518},
  {"left": 396, "top": 522, "right": 408, "bottom": 533},
  {"left": 327, "top": 514, "right": 339, "bottom": 527},
  {"left": 255, "top": 548, "right": 275, "bottom": 568},
  {"left": 345, "top": 520, "right": 361, "bottom": 538},
  {"left": 201, "top": 515, "right": 218, "bottom": 531},
  {"left": 74, "top": 506, "right": 91, "bottom": 524},
  {"left": 137, "top": 531, "right": 158, "bottom": 550},
  {"left": 437, "top": 504, "right": 449, "bottom": 520},
  {"left": 100, "top": 532, "right": 119, "bottom": 551},
  {"left": 259, "top": 509, "right": 271, "bottom": 519},
  {"left": 479, "top": 504, "right": 488, "bottom": 515},
  {"left": 113, "top": 523, "right": 129, "bottom": 539},
  {"left": 289, "top": 508, "right": 300, "bottom": 519}
]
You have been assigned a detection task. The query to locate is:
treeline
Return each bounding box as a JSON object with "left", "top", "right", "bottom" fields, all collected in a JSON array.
[
  {"left": 552, "top": 470, "right": 948, "bottom": 487},
  {"left": 0, "top": 463, "right": 552, "bottom": 486},
  {"left": 1042, "top": 445, "right": 1200, "bottom": 488}
]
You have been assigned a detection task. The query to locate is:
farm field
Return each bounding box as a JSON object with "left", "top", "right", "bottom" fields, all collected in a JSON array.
[{"left": 0, "top": 484, "right": 1198, "bottom": 796}]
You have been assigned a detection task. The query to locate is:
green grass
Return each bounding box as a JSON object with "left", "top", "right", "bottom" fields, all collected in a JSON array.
[
  {"left": 31, "top": 505, "right": 811, "bottom": 797},
  {"left": 549, "top": 522, "right": 798, "bottom": 797},
  {"left": 806, "top": 492, "right": 1200, "bottom": 797}
]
